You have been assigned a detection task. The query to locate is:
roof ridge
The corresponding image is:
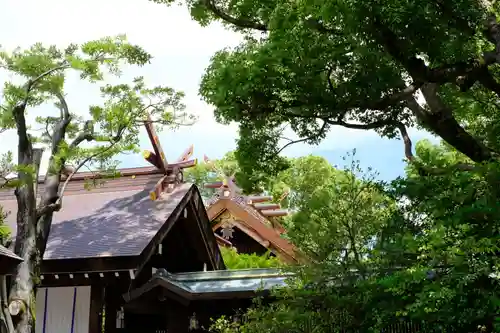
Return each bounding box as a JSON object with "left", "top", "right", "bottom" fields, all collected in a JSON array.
[{"left": 29, "top": 166, "right": 161, "bottom": 184}]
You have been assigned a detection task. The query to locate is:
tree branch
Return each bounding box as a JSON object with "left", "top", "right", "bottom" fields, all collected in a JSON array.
[
  {"left": 201, "top": 0, "right": 267, "bottom": 31},
  {"left": 277, "top": 120, "right": 329, "bottom": 154},
  {"left": 417, "top": 83, "right": 496, "bottom": 162},
  {"left": 30, "top": 63, "right": 70, "bottom": 89},
  {"left": 483, "top": 14, "right": 500, "bottom": 62},
  {"left": 325, "top": 118, "right": 393, "bottom": 130},
  {"left": 431, "top": 0, "right": 476, "bottom": 35},
  {"left": 394, "top": 121, "right": 477, "bottom": 175},
  {"left": 372, "top": 17, "right": 499, "bottom": 93},
  {"left": 36, "top": 141, "right": 118, "bottom": 218},
  {"left": 279, "top": 108, "right": 480, "bottom": 175},
  {"left": 54, "top": 91, "right": 70, "bottom": 122},
  {"left": 69, "top": 120, "right": 95, "bottom": 148}
]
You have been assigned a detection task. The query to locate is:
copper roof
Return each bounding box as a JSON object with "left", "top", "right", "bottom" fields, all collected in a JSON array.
[
  {"left": 0, "top": 169, "right": 192, "bottom": 260},
  {"left": 124, "top": 268, "right": 293, "bottom": 302}
]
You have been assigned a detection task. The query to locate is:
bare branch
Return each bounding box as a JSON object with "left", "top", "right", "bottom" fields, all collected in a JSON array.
[
  {"left": 277, "top": 120, "right": 328, "bottom": 154},
  {"left": 44, "top": 118, "right": 53, "bottom": 141}
]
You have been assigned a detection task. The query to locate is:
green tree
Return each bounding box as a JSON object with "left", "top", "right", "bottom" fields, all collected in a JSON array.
[
  {"left": 145, "top": 0, "right": 500, "bottom": 327},
  {"left": 209, "top": 156, "right": 398, "bottom": 333},
  {"left": 148, "top": 0, "right": 500, "bottom": 328},
  {"left": 184, "top": 151, "right": 241, "bottom": 199},
  {"left": 210, "top": 145, "right": 500, "bottom": 333},
  {"left": 220, "top": 247, "right": 282, "bottom": 269},
  {"left": 151, "top": 0, "right": 500, "bottom": 186},
  {"left": 0, "top": 36, "right": 188, "bottom": 333},
  {"left": 376, "top": 140, "right": 500, "bottom": 331},
  {"left": 271, "top": 154, "right": 394, "bottom": 268}
]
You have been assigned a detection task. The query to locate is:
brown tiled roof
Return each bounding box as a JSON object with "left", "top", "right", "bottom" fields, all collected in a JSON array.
[{"left": 0, "top": 170, "right": 191, "bottom": 260}]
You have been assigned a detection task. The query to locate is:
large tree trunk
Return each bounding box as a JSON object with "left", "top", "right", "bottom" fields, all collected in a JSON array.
[
  {"left": 9, "top": 148, "right": 43, "bottom": 333},
  {"left": 419, "top": 84, "right": 494, "bottom": 162}
]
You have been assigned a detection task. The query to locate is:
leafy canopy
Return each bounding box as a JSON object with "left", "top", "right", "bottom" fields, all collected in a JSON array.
[
  {"left": 153, "top": 0, "right": 500, "bottom": 184},
  {"left": 209, "top": 147, "right": 500, "bottom": 333},
  {"left": 0, "top": 35, "right": 190, "bottom": 182},
  {"left": 220, "top": 247, "right": 282, "bottom": 269}
]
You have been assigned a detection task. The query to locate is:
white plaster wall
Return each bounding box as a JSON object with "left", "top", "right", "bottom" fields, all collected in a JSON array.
[{"left": 35, "top": 286, "right": 91, "bottom": 333}]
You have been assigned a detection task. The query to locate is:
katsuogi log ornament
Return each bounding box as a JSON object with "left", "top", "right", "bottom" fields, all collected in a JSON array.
[{"left": 143, "top": 113, "right": 197, "bottom": 200}]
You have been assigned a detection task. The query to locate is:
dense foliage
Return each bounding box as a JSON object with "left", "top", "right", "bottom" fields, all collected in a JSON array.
[
  {"left": 220, "top": 247, "right": 282, "bottom": 269},
  {"left": 146, "top": 0, "right": 500, "bottom": 331},
  {"left": 153, "top": 0, "right": 500, "bottom": 190},
  {"left": 206, "top": 149, "right": 500, "bottom": 333}
]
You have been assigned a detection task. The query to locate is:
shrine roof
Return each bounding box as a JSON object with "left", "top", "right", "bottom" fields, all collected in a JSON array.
[
  {"left": 207, "top": 198, "right": 299, "bottom": 263},
  {"left": 124, "top": 268, "right": 294, "bottom": 302},
  {"left": 0, "top": 244, "right": 22, "bottom": 275},
  {"left": 0, "top": 167, "right": 192, "bottom": 261}
]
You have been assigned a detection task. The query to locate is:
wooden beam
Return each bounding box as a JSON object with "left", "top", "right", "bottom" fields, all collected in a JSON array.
[
  {"left": 204, "top": 181, "right": 224, "bottom": 189},
  {"left": 215, "top": 234, "right": 233, "bottom": 247},
  {"left": 247, "top": 195, "right": 273, "bottom": 203},
  {"left": 89, "top": 286, "right": 104, "bottom": 333},
  {"left": 143, "top": 113, "right": 168, "bottom": 172},
  {"left": 186, "top": 201, "right": 218, "bottom": 271},
  {"left": 225, "top": 200, "right": 299, "bottom": 263},
  {"left": 166, "top": 159, "right": 197, "bottom": 169},
  {"left": 134, "top": 187, "right": 194, "bottom": 277},
  {"left": 177, "top": 145, "right": 194, "bottom": 162},
  {"left": 214, "top": 222, "right": 271, "bottom": 250},
  {"left": 39, "top": 273, "right": 130, "bottom": 288},
  {"left": 253, "top": 203, "right": 281, "bottom": 210},
  {"left": 143, "top": 150, "right": 163, "bottom": 170},
  {"left": 149, "top": 174, "right": 170, "bottom": 201},
  {"left": 41, "top": 256, "right": 139, "bottom": 274},
  {"left": 188, "top": 193, "right": 226, "bottom": 271},
  {"left": 261, "top": 209, "right": 288, "bottom": 217}
]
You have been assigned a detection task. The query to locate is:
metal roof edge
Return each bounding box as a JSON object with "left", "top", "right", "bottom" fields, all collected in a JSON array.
[
  {"left": 123, "top": 267, "right": 293, "bottom": 303},
  {"left": 168, "top": 267, "right": 294, "bottom": 282}
]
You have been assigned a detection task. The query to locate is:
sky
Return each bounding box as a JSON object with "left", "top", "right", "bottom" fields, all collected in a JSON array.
[{"left": 0, "top": 0, "right": 438, "bottom": 181}]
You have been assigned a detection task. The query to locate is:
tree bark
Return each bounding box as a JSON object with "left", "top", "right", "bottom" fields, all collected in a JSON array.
[
  {"left": 417, "top": 84, "right": 494, "bottom": 162},
  {"left": 0, "top": 276, "right": 14, "bottom": 333},
  {"left": 9, "top": 148, "right": 43, "bottom": 333}
]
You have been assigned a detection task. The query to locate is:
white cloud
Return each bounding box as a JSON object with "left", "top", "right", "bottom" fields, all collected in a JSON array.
[{"left": 0, "top": 0, "right": 437, "bottom": 175}]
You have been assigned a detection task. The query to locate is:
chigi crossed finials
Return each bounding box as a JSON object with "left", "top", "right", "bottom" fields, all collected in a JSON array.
[{"left": 203, "top": 155, "right": 299, "bottom": 264}]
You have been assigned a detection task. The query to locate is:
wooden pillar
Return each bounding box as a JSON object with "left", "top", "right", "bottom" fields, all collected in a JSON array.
[
  {"left": 88, "top": 285, "right": 104, "bottom": 333},
  {"left": 104, "top": 287, "right": 118, "bottom": 333}
]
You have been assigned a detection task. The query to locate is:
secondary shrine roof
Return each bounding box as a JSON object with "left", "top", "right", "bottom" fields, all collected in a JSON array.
[
  {"left": 124, "top": 268, "right": 294, "bottom": 302},
  {"left": 0, "top": 167, "right": 191, "bottom": 260},
  {"left": 200, "top": 156, "right": 299, "bottom": 263}
]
